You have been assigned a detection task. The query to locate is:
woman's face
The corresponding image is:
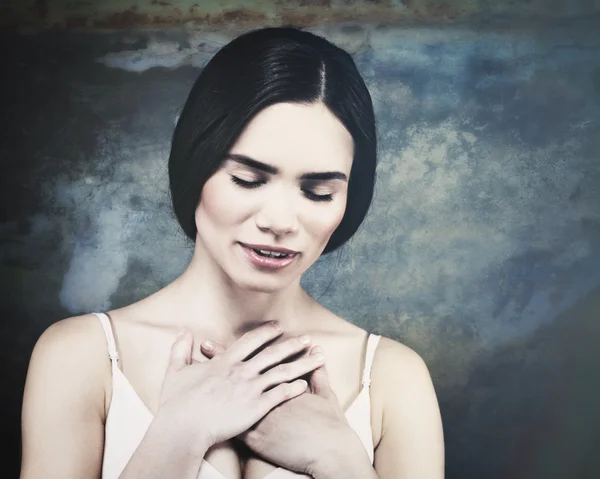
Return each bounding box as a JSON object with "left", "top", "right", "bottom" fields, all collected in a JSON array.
[{"left": 195, "top": 101, "right": 354, "bottom": 292}]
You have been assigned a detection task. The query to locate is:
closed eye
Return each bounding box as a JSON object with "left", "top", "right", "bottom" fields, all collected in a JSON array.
[
  {"left": 231, "top": 175, "right": 334, "bottom": 202},
  {"left": 303, "top": 190, "right": 333, "bottom": 202},
  {"left": 230, "top": 176, "right": 264, "bottom": 189}
]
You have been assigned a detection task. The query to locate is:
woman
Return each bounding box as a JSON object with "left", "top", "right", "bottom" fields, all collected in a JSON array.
[{"left": 20, "top": 27, "right": 444, "bottom": 478}]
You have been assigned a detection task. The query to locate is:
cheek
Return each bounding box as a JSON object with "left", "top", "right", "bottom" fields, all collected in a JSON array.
[
  {"left": 308, "top": 198, "right": 347, "bottom": 240},
  {"left": 195, "top": 175, "right": 243, "bottom": 231}
]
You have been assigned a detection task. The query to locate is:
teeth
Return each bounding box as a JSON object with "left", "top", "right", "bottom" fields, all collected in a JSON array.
[{"left": 256, "top": 249, "right": 289, "bottom": 258}]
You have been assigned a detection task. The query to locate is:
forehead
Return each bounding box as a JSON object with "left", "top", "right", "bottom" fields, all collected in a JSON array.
[{"left": 229, "top": 102, "right": 354, "bottom": 174}]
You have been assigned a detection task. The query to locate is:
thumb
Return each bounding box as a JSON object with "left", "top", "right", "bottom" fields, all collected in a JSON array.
[
  {"left": 199, "top": 338, "right": 227, "bottom": 359},
  {"left": 168, "top": 329, "right": 194, "bottom": 372},
  {"left": 309, "top": 346, "right": 332, "bottom": 398}
]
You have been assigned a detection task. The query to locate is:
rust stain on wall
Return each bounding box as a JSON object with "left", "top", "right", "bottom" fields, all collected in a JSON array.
[
  {"left": 217, "top": 9, "right": 270, "bottom": 25},
  {"left": 93, "top": 7, "right": 149, "bottom": 29}
]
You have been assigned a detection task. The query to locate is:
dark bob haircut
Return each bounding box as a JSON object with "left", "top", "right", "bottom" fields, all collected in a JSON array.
[{"left": 168, "top": 26, "right": 377, "bottom": 255}]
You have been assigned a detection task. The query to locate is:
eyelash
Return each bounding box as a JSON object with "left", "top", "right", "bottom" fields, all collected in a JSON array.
[{"left": 230, "top": 176, "right": 334, "bottom": 202}]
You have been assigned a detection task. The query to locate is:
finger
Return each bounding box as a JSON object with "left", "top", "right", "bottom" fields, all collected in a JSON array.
[
  {"left": 259, "top": 379, "right": 308, "bottom": 415},
  {"left": 200, "top": 338, "right": 227, "bottom": 359},
  {"left": 308, "top": 346, "right": 332, "bottom": 398},
  {"left": 240, "top": 426, "right": 266, "bottom": 453},
  {"left": 257, "top": 348, "right": 324, "bottom": 391},
  {"left": 247, "top": 334, "right": 311, "bottom": 374},
  {"left": 167, "top": 329, "right": 193, "bottom": 372},
  {"left": 224, "top": 321, "right": 283, "bottom": 362},
  {"left": 236, "top": 419, "right": 263, "bottom": 449},
  {"left": 192, "top": 347, "right": 211, "bottom": 363}
]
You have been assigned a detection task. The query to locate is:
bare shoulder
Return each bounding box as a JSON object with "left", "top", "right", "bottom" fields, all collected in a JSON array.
[
  {"left": 371, "top": 336, "right": 437, "bottom": 408},
  {"left": 372, "top": 336, "right": 432, "bottom": 380},
  {"left": 25, "top": 314, "right": 111, "bottom": 415},
  {"left": 31, "top": 314, "right": 110, "bottom": 368}
]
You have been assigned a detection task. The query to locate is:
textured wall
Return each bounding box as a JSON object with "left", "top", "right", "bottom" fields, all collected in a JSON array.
[
  {"left": 2, "top": 12, "right": 600, "bottom": 479},
  {"left": 3, "top": 0, "right": 600, "bottom": 30}
]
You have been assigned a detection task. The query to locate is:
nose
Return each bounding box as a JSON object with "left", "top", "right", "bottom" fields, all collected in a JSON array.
[{"left": 255, "top": 191, "right": 299, "bottom": 237}]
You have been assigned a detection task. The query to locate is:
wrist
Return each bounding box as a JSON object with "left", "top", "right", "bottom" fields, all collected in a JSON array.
[
  {"left": 152, "top": 407, "right": 213, "bottom": 462},
  {"left": 310, "top": 428, "right": 375, "bottom": 479}
]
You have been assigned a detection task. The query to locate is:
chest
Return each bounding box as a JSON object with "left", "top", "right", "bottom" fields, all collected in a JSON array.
[
  {"left": 108, "top": 329, "right": 383, "bottom": 476},
  {"left": 120, "top": 329, "right": 368, "bottom": 414},
  {"left": 202, "top": 382, "right": 378, "bottom": 479}
]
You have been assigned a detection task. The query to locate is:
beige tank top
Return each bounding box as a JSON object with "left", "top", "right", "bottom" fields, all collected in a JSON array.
[{"left": 94, "top": 312, "right": 380, "bottom": 478}]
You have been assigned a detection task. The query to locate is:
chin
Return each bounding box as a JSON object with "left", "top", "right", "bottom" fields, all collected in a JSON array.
[{"left": 231, "top": 273, "right": 294, "bottom": 294}]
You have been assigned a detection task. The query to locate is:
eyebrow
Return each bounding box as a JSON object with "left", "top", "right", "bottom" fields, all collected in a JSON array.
[{"left": 225, "top": 154, "right": 348, "bottom": 182}]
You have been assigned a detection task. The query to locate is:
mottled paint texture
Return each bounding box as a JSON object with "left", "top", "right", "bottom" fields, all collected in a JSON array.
[
  {"left": 3, "top": 0, "right": 600, "bottom": 30},
  {"left": 1, "top": 21, "right": 599, "bottom": 479}
]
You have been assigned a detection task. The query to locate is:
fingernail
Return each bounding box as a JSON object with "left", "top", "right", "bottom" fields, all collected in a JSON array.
[
  {"left": 299, "top": 335, "right": 311, "bottom": 345},
  {"left": 202, "top": 339, "right": 215, "bottom": 350},
  {"left": 314, "top": 346, "right": 323, "bottom": 354},
  {"left": 271, "top": 320, "right": 282, "bottom": 332},
  {"left": 314, "top": 353, "right": 325, "bottom": 363}
]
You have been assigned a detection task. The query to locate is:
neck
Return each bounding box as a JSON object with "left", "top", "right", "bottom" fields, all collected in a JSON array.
[{"left": 153, "top": 241, "right": 316, "bottom": 344}]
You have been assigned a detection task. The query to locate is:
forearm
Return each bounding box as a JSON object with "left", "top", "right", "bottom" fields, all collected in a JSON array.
[{"left": 119, "top": 412, "right": 211, "bottom": 479}]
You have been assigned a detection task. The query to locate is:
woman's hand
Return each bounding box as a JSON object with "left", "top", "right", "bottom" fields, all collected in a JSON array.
[
  {"left": 202, "top": 341, "right": 356, "bottom": 476},
  {"left": 156, "top": 322, "right": 326, "bottom": 452}
]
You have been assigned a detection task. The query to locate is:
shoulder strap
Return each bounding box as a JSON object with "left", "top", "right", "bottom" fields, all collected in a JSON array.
[
  {"left": 361, "top": 334, "right": 381, "bottom": 387},
  {"left": 93, "top": 312, "right": 120, "bottom": 373}
]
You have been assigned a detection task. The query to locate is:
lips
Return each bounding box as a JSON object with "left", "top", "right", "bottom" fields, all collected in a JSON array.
[
  {"left": 240, "top": 243, "right": 299, "bottom": 255},
  {"left": 238, "top": 242, "right": 300, "bottom": 270}
]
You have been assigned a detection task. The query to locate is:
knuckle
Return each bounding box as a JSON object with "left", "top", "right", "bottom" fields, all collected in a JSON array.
[
  {"left": 280, "top": 383, "right": 292, "bottom": 399},
  {"left": 274, "top": 363, "right": 288, "bottom": 376},
  {"left": 270, "top": 322, "right": 281, "bottom": 334},
  {"left": 294, "top": 334, "right": 310, "bottom": 346},
  {"left": 245, "top": 429, "right": 265, "bottom": 449}
]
